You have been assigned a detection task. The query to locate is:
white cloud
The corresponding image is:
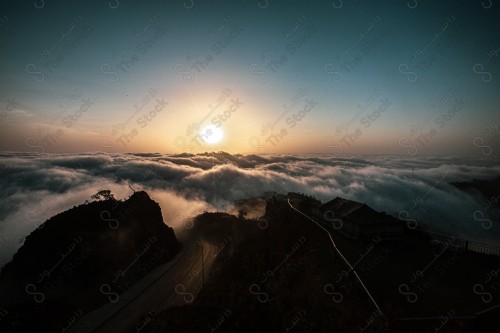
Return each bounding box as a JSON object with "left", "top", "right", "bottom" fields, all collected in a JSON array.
[{"left": 1, "top": 152, "right": 499, "bottom": 267}]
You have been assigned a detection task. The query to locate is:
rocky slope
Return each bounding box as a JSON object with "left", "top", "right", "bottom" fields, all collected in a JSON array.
[
  {"left": 140, "top": 194, "right": 383, "bottom": 333},
  {"left": 140, "top": 193, "right": 500, "bottom": 333},
  {"left": 0, "top": 191, "right": 180, "bottom": 333}
]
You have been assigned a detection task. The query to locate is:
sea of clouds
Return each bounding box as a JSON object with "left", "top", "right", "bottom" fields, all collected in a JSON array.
[{"left": 1, "top": 151, "right": 499, "bottom": 267}]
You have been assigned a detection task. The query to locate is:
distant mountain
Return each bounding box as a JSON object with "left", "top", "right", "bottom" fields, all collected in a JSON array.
[
  {"left": 452, "top": 176, "right": 500, "bottom": 208},
  {"left": 0, "top": 191, "right": 180, "bottom": 333}
]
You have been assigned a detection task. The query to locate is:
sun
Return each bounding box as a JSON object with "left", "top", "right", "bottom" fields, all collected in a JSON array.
[{"left": 200, "top": 125, "right": 224, "bottom": 144}]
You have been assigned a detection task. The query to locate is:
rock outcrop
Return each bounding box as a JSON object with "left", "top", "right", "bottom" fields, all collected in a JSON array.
[{"left": 0, "top": 191, "right": 180, "bottom": 332}]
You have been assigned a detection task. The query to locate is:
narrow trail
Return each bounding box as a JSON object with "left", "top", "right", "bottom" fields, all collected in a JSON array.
[{"left": 287, "top": 199, "right": 383, "bottom": 316}]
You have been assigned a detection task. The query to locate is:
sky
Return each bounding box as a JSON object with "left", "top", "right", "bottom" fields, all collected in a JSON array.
[{"left": 0, "top": 0, "right": 499, "bottom": 155}]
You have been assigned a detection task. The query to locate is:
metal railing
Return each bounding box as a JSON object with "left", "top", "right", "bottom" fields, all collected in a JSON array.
[
  {"left": 396, "top": 304, "right": 500, "bottom": 333},
  {"left": 425, "top": 231, "right": 500, "bottom": 257}
]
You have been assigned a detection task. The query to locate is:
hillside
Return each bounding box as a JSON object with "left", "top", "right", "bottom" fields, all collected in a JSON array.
[
  {"left": 140, "top": 193, "right": 500, "bottom": 333},
  {"left": 140, "top": 195, "right": 385, "bottom": 332},
  {"left": 0, "top": 191, "right": 181, "bottom": 333}
]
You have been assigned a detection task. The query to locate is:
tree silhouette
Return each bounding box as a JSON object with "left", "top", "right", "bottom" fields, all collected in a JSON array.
[
  {"left": 237, "top": 209, "right": 247, "bottom": 219},
  {"left": 91, "top": 190, "right": 115, "bottom": 201}
]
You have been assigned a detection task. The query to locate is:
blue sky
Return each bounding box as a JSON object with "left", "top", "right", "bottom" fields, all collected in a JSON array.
[{"left": 0, "top": 0, "right": 499, "bottom": 155}]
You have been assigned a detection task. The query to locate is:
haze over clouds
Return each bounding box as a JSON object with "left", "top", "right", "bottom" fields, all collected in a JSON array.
[{"left": 1, "top": 151, "right": 499, "bottom": 266}]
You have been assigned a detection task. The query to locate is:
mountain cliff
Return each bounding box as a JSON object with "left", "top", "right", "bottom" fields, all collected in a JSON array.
[{"left": 0, "top": 191, "right": 180, "bottom": 332}]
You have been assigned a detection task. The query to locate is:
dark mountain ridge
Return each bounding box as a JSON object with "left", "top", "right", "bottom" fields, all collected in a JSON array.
[
  {"left": 141, "top": 192, "right": 500, "bottom": 333},
  {"left": 0, "top": 191, "right": 180, "bottom": 332}
]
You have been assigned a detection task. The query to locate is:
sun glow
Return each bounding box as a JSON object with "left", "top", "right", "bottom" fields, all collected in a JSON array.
[{"left": 200, "top": 125, "right": 224, "bottom": 144}]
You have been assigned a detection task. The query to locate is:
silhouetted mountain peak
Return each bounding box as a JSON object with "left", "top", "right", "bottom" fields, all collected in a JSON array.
[{"left": 0, "top": 190, "right": 181, "bottom": 332}]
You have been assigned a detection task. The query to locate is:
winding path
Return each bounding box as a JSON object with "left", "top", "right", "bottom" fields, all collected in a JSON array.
[
  {"left": 68, "top": 240, "right": 217, "bottom": 333},
  {"left": 287, "top": 198, "right": 383, "bottom": 316}
]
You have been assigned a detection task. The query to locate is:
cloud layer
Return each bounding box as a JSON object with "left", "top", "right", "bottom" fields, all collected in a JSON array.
[{"left": 1, "top": 151, "right": 499, "bottom": 267}]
